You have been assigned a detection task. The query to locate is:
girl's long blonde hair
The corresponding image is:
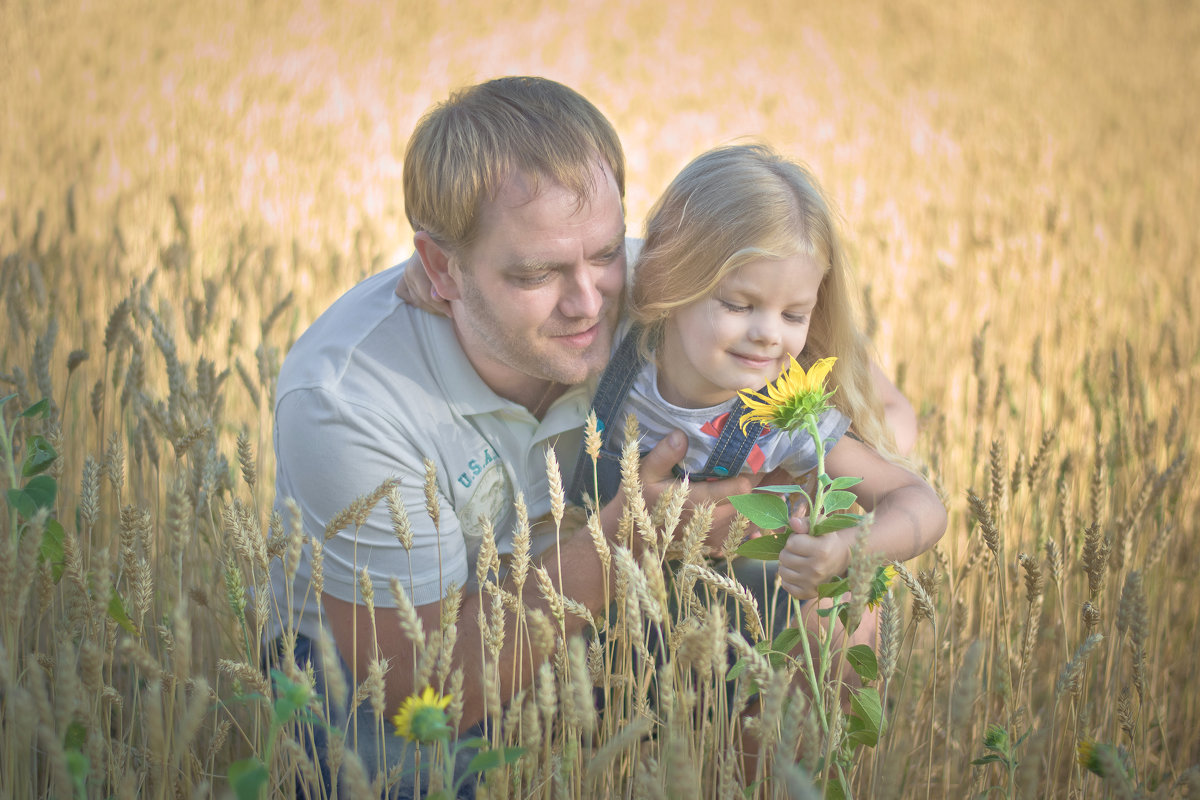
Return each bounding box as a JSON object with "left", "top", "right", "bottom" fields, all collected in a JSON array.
[{"left": 632, "top": 143, "right": 901, "bottom": 462}]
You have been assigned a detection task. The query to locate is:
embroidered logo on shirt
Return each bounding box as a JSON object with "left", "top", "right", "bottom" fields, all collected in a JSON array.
[{"left": 457, "top": 447, "right": 497, "bottom": 489}]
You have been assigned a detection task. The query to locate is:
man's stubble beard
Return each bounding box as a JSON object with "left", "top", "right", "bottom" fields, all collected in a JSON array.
[{"left": 457, "top": 278, "right": 616, "bottom": 389}]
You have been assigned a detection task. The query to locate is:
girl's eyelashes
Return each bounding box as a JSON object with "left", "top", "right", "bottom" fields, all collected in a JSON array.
[{"left": 717, "top": 297, "right": 810, "bottom": 324}]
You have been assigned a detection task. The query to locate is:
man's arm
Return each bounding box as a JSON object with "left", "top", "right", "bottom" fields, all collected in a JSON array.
[{"left": 324, "top": 430, "right": 753, "bottom": 730}]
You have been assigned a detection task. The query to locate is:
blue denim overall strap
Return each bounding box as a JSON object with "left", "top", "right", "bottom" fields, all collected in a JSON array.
[
  {"left": 567, "top": 325, "right": 648, "bottom": 506},
  {"left": 689, "top": 395, "right": 766, "bottom": 482},
  {"left": 567, "top": 324, "right": 767, "bottom": 505}
]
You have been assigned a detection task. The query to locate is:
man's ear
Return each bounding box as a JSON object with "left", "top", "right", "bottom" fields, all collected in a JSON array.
[{"left": 413, "top": 232, "right": 463, "bottom": 301}]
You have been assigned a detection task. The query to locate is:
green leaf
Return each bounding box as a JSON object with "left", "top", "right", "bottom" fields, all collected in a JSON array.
[
  {"left": 40, "top": 518, "right": 66, "bottom": 582},
  {"left": 820, "top": 490, "right": 858, "bottom": 515},
  {"left": 0, "top": 392, "right": 16, "bottom": 409},
  {"left": 23, "top": 474, "right": 57, "bottom": 510},
  {"left": 771, "top": 627, "right": 802, "bottom": 655},
  {"left": 65, "top": 749, "right": 89, "bottom": 797},
  {"left": 6, "top": 489, "right": 36, "bottom": 521},
  {"left": 466, "top": 746, "right": 526, "bottom": 776},
  {"left": 19, "top": 398, "right": 50, "bottom": 419},
  {"left": 228, "top": 757, "right": 269, "bottom": 800},
  {"left": 726, "top": 657, "right": 747, "bottom": 681},
  {"left": 817, "top": 602, "right": 846, "bottom": 619},
  {"left": 270, "top": 669, "right": 313, "bottom": 722},
  {"left": 6, "top": 475, "right": 57, "bottom": 520},
  {"left": 817, "top": 577, "right": 850, "bottom": 599},
  {"left": 846, "top": 644, "right": 878, "bottom": 681},
  {"left": 64, "top": 720, "right": 88, "bottom": 750},
  {"left": 828, "top": 476, "right": 863, "bottom": 491},
  {"left": 823, "top": 774, "right": 850, "bottom": 800},
  {"left": 845, "top": 687, "right": 884, "bottom": 747},
  {"left": 810, "top": 513, "right": 861, "bottom": 536},
  {"left": 107, "top": 587, "right": 138, "bottom": 635},
  {"left": 754, "top": 484, "right": 807, "bottom": 494},
  {"left": 735, "top": 532, "right": 788, "bottom": 560},
  {"left": 970, "top": 754, "right": 1006, "bottom": 766},
  {"left": 466, "top": 749, "right": 503, "bottom": 774},
  {"left": 729, "top": 493, "right": 790, "bottom": 530},
  {"left": 22, "top": 435, "right": 58, "bottom": 477}
]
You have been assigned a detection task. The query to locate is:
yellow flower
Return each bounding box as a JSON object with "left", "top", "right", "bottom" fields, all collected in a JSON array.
[
  {"left": 738, "top": 356, "right": 838, "bottom": 434},
  {"left": 392, "top": 686, "right": 453, "bottom": 743},
  {"left": 867, "top": 564, "right": 898, "bottom": 610}
]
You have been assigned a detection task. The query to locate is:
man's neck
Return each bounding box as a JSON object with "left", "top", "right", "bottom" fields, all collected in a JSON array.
[{"left": 452, "top": 324, "right": 568, "bottom": 419}]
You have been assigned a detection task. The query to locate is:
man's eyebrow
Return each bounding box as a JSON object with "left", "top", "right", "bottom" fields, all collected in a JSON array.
[
  {"left": 509, "top": 228, "right": 627, "bottom": 272},
  {"left": 590, "top": 227, "right": 627, "bottom": 260}
]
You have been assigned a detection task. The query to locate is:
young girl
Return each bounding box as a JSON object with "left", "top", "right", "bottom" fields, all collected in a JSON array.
[{"left": 571, "top": 143, "right": 945, "bottom": 604}]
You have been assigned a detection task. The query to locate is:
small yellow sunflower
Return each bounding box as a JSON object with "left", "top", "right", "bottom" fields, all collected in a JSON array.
[
  {"left": 738, "top": 356, "right": 838, "bottom": 434},
  {"left": 392, "top": 686, "right": 453, "bottom": 743},
  {"left": 1076, "top": 738, "right": 1128, "bottom": 778},
  {"left": 866, "top": 564, "right": 898, "bottom": 610}
]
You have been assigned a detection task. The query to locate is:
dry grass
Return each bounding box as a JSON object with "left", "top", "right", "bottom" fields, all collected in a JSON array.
[{"left": 2, "top": 0, "right": 1197, "bottom": 797}]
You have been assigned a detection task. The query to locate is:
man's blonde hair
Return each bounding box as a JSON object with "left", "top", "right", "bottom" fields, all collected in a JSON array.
[
  {"left": 632, "top": 143, "right": 900, "bottom": 460},
  {"left": 403, "top": 77, "right": 625, "bottom": 254}
]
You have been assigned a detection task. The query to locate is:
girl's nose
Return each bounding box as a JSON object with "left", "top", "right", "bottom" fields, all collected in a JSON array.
[{"left": 749, "top": 315, "right": 780, "bottom": 345}]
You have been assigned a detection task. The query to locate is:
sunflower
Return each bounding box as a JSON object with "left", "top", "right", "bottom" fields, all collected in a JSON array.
[
  {"left": 392, "top": 686, "right": 453, "bottom": 743},
  {"left": 866, "top": 564, "right": 898, "bottom": 610},
  {"left": 738, "top": 355, "right": 838, "bottom": 434}
]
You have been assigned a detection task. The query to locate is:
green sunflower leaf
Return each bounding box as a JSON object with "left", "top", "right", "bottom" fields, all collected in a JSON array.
[
  {"left": 22, "top": 435, "right": 58, "bottom": 477},
  {"left": 754, "top": 484, "right": 807, "bottom": 495},
  {"left": 820, "top": 490, "right": 858, "bottom": 515},
  {"left": 810, "top": 513, "right": 862, "bottom": 536},
  {"left": 729, "top": 492, "right": 790, "bottom": 530},
  {"left": 735, "top": 532, "right": 788, "bottom": 560},
  {"left": 847, "top": 644, "right": 878, "bottom": 681}
]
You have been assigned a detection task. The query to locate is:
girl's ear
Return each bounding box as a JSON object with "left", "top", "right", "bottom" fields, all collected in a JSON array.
[{"left": 413, "top": 232, "right": 463, "bottom": 301}]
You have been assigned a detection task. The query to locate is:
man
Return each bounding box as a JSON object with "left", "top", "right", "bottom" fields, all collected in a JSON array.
[{"left": 268, "top": 77, "right": 756, "bottom": 795}]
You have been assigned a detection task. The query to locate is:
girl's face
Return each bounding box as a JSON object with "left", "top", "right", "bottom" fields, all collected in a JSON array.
[{"left": 658, "top": 253, "right": 825, "bottom": 409}]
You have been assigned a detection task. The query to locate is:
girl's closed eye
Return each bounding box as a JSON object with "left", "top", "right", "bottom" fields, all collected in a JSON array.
[{"left": 718, "top": 298, "right": 749, "bottom": 313}]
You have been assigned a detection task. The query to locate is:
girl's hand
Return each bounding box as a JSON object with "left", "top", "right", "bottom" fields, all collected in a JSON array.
[
  {"left": 777, "top": 513, "right": 852, "bottom": 600},
  {"left": 394, "top": 252, "right": 451, "bottom": 316}
]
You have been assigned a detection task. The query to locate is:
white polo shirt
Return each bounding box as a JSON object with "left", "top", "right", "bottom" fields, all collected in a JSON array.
[{"left": 268, "top": 264, "right": 591, "bottom": 640}]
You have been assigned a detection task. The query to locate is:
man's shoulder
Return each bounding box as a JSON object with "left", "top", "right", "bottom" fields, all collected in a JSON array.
[{"left": 277, "top": 266, "right": 445, "bottom": 410}]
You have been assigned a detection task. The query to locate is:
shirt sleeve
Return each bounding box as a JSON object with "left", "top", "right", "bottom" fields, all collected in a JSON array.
[{"left": 273, "top": 387, "right": 469, "bottom": 609}]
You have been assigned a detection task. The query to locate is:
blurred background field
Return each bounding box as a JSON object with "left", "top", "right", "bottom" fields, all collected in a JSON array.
[{"left": 1, "top": 0, "right": 1198, "bottom": 797}]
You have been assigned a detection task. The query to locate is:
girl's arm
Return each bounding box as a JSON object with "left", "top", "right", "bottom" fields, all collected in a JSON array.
[{"left": 776, "top": 435, "right": 945, "bottom": 599}]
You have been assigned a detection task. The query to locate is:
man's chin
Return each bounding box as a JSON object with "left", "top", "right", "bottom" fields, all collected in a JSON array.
[{"left": 543, "top": 345, "right": 611, "bottom": 386}]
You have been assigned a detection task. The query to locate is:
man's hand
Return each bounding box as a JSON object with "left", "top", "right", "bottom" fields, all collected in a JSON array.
[
  {"left": 776, "top": 512, "right": 852, "bottom": 600},
  {"left": 600, "top": 430, "right": 754, "bottom": 552},
  {"left": 394, "top": 252, "right": 451, "bottom": 316}
]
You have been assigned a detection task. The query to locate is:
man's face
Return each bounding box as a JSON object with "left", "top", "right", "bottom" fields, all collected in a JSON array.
[{"left": 447, "top": 162, "right": 626, "bottom": 405}]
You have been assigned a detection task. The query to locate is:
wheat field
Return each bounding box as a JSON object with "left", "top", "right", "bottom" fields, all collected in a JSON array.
[{"left": 1, "top": 0, "right": 1197, "bottom": 797}]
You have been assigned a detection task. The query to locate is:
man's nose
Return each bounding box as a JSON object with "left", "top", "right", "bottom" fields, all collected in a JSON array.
[{"left": 559, "top": 265, "right": 604, "bottom": 319}]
